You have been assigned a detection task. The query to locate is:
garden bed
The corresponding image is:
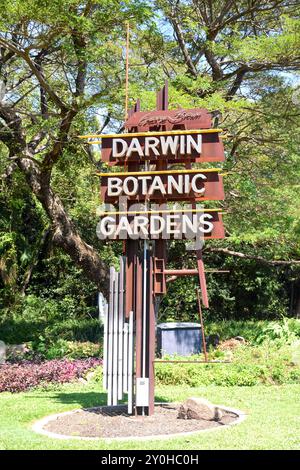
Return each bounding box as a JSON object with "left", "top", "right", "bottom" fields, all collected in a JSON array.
[{"left": 35, "top": 403, "right": 243, "bottom": 440}]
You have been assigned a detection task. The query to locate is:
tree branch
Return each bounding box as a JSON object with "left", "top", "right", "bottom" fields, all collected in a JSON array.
[
  {"left": 169, "top": 11, "right": 198, "bottom": 77},
  {"left": 0, "top": 37, "right": 68, "bottom": 111},
  {"left": 226, "top": 66, "right": 248, "bottom": 99},
  {"left": 72, "top": 31, "right": 87, "bottom": 97},
  {"left": 205, "top": 247, "right": 300, "bottom": 266},
  {"left": 41, "top": 108, "right": 77, "bottom": 179}
]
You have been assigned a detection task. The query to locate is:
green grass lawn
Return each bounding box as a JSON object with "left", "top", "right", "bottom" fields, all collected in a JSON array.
[{"left": 0, "top": 381, "right": 299, "bottom": 450}]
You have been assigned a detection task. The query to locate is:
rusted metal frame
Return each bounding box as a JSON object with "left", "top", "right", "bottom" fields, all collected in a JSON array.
[
  {"left": 136, "top": 83, "right": 168, "bottom": 414},
  {"left": 196, "top": 288, "right": 208, "bottom": 362},
  {"left": 127, "top": 99, "right": 140, "bottom": 119},
  {"left": 184, "top": 157, "right": 209, "bottom": 308},
  {"left": 153, "top": 258, "right": 165, "bottom": 295},
  {"left": 156, "top": 81, "right": 168, "bottom": 112}
]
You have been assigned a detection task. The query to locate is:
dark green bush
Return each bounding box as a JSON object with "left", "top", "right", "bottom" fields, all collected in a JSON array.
[
  {"left": 0, "top": 315, "right": 102, "bottom": 346},
  {"left": 45, "top": 319, "right": 103, "bottom": 343}
]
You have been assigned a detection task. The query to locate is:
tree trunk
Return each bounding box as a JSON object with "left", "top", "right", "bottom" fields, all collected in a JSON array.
[{"left": 17, "top": 156, "right": 109, "bottom": 298}]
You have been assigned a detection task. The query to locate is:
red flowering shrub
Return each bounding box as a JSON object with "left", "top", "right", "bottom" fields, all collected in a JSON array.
[{"left": 0, "top": 358, "right": 102, "bottom": 393}]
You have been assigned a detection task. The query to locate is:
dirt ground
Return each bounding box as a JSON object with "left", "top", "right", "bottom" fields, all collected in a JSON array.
[{"left": 44, "top": 404, "right": 238, "bottom": 439}]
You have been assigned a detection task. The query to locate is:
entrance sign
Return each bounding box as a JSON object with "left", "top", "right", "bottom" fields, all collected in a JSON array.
[
  {"left": 99, "top": 129, "right": 225, "bottom": 165},
  {"left": 97, "top": 209, "right": 225, "bottom": 240},
  {"left": 100, "top": 169, "right": 224, "bottom": 203},
  {"left": 111, "top": 133, "right": 202, "bottom": 158},
  {"left": 80, "top": 82, "right": 228, "bottom": 417}
]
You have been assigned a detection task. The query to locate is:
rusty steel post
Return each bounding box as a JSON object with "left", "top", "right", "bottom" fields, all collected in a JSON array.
[
  {"left": 196, "top": 288, "right": 208, "bottom": 362},
  {"left": 197, "top": 250, "right": 209, "bottom": 308}
]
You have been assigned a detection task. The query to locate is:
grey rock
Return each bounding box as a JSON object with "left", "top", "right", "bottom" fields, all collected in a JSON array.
[
  {"left": 178, "top": 397, "right": 223, "bottom": 421},
  {"left": 234, "top": 336, "right": 246, "bottom": 343}
]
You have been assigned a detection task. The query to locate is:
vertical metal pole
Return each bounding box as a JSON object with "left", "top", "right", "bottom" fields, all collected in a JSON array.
[
  {"left": 123, "top": 322, "right": 129, "bottom": 393},
  {"left": 113, "top": 272, "right": 119, "bottom": 405},
  {"left": 128, "top": 310, "right": 134, "bottom": 414},
  {"left": 107, "top": 267, "right": 115, "bottom": 406},
  {"left": 102, "top": 301, "right": 108, "bottom": 390},
  {"left": 124, "top": 21, "right": 130, "bottom": 123},
  {"left": 118, "top": 257, "right": 125, "bottom": 400}
]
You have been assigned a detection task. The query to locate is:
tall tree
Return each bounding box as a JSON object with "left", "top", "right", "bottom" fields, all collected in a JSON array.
[
  {"left": 0, "top": 0, "right": 153, "bottom": 295},
  {"left": 156, "top": 0, "right": 300, "bottom": 98}
]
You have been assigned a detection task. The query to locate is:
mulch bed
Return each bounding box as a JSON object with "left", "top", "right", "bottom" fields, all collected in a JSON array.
[{"left": 43, "top": 404, "right": 238, "bottom": 439}]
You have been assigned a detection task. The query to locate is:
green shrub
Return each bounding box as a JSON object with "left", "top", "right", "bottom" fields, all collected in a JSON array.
[
  {"left": 155, "top": 361, "right": 263, "bottom": 387},
  {"left": 34, "top": 339, "right": 102, "bottom": 360},
  {"left": 155, "top": 342, "right": 300, "bottom": 387},
  {"left": 205, "top": 318, "right": 300, "bottom": 345},
  {"left": 254, "top": 318, "right": 297, "bottom": 345},
  {"left": 205, "top": 319, "right": 268, "bottom": 342},
  {"left": 91, "top": 366, "right": 103, "bottom": 383}
]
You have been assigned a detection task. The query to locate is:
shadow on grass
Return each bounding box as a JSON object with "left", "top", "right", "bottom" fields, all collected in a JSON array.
[{"left": 29, "top": 391, "right": 169, "bottom": 411}]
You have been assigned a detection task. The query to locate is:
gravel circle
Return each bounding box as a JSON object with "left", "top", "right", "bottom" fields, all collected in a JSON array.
[{"left": 39, "top": 403, "right": 240, "bottom": 440}]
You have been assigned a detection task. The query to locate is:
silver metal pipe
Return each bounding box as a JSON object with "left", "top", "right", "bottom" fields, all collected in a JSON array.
[
  {"left": 118, "top": 257, "right": 124, "bottom": 400},
  {"left": 112, "top": 271, "right": 119, "bottom": 406},
  {"left": 123, "top": 322, "right": 129, "bottom": 393},
  {"left": 107, "top": 267, "right": 115, "bottom": 406},
  {"left": 102, "top": 300, "right": 108, "bottom": 390},
  {"left": 128, "top": 310, "right": 134, "bottom": 414}
]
